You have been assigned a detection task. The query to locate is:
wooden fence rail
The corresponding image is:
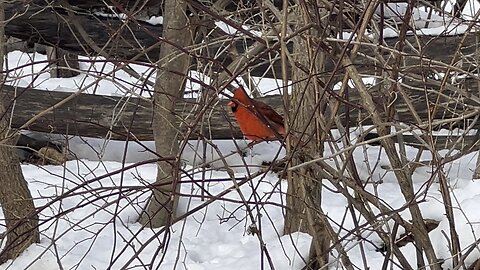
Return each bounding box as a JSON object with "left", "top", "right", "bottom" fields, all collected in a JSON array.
[
  {"left": 3, "top": 1, "right": 480, "bottom": 152},
  {"left": 4, "top": 1, "right": 478, "bottom": 79},
  {"left": 4, "top": 79, "right": 480, "bottom": 152}
]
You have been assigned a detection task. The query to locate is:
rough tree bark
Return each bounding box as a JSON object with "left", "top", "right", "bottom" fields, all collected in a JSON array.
[
  {"left": 137, "top": 0, "right": 193, "bottom": 228},
  {"left": 284, "top": 1, "right": 331, "bottom": 268},
  {"left": 473, "top": 38, "right": 480, "bottom": 180},
  {"left": 342, "top": 43, "right": 442, "bottom": 270},
  {"left": 0, "top": 0, "right": 39, "bottom": 264}
]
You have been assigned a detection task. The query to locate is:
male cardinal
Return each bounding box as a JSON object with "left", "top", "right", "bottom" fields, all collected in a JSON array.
[{"left": 227, "top": 86, "right": 285, "bottom": 142}]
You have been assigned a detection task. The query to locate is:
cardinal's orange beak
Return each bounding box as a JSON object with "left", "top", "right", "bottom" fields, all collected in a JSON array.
[{"left": 227, "top": 101, "right": 235, "bottom": 107}]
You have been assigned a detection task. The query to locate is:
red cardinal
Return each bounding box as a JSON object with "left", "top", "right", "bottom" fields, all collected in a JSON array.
[{"left": 227, "top": 86, "right": 285, "bottom": 142}]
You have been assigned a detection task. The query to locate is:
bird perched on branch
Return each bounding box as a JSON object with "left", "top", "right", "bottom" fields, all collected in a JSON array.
[{"left": 227, "top": 86, "right": 285, "bottom": 142}]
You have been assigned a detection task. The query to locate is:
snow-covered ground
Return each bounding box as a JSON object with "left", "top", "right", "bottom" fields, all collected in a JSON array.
[
  {"left": 1, "top": 141, "right": 314, "bottom": 270},
  {"left": 5, "top": 132, "right": 480, "bottom": 269},
  {"left": 3, "top": 139, "right": 480, "bottom": 269},
  {"left": 2, "top": 4, "right": 480, "bottom": 268}
]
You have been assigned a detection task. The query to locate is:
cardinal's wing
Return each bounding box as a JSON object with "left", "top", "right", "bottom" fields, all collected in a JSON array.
[{"left": 252, "top": 100, "right": 284, "bottom": 127}]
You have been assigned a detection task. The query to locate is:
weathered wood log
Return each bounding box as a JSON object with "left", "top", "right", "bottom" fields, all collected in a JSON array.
[
  {"left": 5, "top": 0, "right": 163, "bottom": 61},
  {"left": 65, "top": 0, "right": 161, "bottom": 9},
  {"left": 4, "top": 1, "right": 478, "bottom": 80},
  {"left": 3, "top": 78, "right": 480, "bottom": 148},
  {"left": 63, "top": 0, "right": 284, "bottom": 13},
  {"left": 2, "top": 84, "right": 239, "bottom": 140}
]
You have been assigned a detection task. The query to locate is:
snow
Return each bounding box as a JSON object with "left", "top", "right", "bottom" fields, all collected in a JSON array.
[
  {"left": 377, "top": 3, "right": 479, "bottom": 37},
  {"left": 5, "top": 50, "right": 158, "bottom": 97},
  {"left": 1, "top": 154, "right": 312, "bottom": 269},
  {"left": 12, "top": 134, "right": 480, "bottom": 269},
  {"left": 215, "top": 22, "right": 264, "bottom": 38},
  {"left": 3, "top": 3, "right": 480, "bottom": 268}
]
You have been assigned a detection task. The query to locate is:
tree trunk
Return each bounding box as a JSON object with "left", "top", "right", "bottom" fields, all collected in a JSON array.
[
  {"left": 137, "top": 0, "right": 193, "bottom": 228},
  {"left": 0, "top": 0, "right": 39, "bottom": 264},
  {"left": 284, "top": 1, "right": 330, "bottom": 267},
  {"left": 473, "top": 36, "right": 480, "bottom": 180}
]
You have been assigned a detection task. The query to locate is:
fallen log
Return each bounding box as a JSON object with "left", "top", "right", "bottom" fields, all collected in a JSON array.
[
  {"left": 5, "top": 0, "right": 163, "bottom": 61},
  {"left": 3, "top": 84, "right": 238, "bottom": 140},
  {"left": 3, "top": 79, "right": 480, "bottom": 152},
  {"left": 4, "top": 1, "right": 478, "bottom": 80}
]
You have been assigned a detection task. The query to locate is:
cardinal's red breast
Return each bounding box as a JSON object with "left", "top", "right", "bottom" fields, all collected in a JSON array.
[{"left": 227, "top": 87, "right": 285, "bottom": 142}]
